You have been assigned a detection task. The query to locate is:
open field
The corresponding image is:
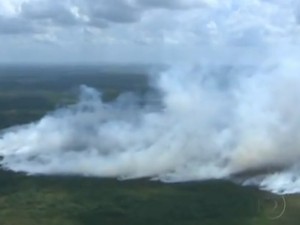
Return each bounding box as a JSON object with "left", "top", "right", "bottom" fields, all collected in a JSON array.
[{"left": 0, "top": 65, "right": 299, "bottom": 225}]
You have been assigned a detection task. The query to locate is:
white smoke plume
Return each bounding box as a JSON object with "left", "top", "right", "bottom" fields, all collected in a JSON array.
[{"left": 1, "top": 0, "right": 300, "bottom": 194}]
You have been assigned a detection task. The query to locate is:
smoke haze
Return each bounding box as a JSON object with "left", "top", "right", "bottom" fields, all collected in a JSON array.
[{"left": 1, "top": 0, "right": 300, "bottom": 194}]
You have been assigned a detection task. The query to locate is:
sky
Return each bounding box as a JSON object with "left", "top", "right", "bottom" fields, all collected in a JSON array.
[{"left": 0, "top": 0, "right": 299, "bottom": 64}]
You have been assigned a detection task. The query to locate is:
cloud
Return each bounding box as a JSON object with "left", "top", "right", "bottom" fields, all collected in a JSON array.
[
  {"left": 0, "top": 0, "right": 209, "bottom": 36},
  {"left": 0, "top": 0, "right": 299, "bottom": 63},
  {"left": 0, "top": 16, "right": 36, "bottom": 35},
  {"left": 21, "top": 1, "right": 79, "bottom": 26},
  {"left": 86, "top": 0, "right": 142, "bottom": 24},
  {"left": 136, "top": 0, "right": 213, "bottom": 9}
]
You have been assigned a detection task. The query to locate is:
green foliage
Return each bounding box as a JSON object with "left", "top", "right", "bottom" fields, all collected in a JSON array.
[{"left": 0, "top": 170, "right": 264, "bottom": 225}]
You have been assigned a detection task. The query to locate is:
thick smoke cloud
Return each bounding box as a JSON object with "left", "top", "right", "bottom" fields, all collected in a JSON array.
[
  {"left": 2, "top": 57, "right": 300, "bottom": 194},
  {"left": 1, "top": 0, "right": 300, "bottom": 194}
]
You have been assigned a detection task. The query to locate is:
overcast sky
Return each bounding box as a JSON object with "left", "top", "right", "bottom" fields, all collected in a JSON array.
[{"left": 0, "top": 0, "right": 298, "bottom": 64}]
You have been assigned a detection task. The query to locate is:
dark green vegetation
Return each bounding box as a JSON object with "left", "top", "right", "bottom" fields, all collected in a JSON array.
[
  {"left": 0, "top": 65, "right": 299, "bottom": 225},
  {"left": 0, "top": 170, "right": 263, "bottom": 225},
  {"left": 0, "top": 65, "right": 151, "bottom": 129}
]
